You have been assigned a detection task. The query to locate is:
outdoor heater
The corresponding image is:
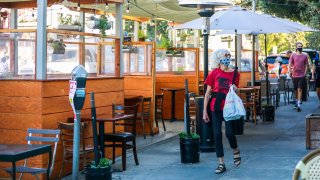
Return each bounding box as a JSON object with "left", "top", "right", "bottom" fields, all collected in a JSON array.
[{"left": 179, "top": 0, "right": 232, "bottom": 152}]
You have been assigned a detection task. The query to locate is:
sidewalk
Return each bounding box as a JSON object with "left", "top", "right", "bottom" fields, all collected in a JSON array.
[{"left": 65, "top": 92, "right": 319, "bottom": 180}]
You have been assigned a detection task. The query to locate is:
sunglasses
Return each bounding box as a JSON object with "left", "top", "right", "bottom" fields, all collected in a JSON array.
[{"left": 225, "top": 53, "right": 231, "bottom": 57}]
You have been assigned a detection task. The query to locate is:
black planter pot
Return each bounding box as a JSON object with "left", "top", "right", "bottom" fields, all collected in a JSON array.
[
  {"left": 180, "top": 137, "right": 200, "bottom": 163},
  {"left": 84, "top": 165, "right": 112, "bottom": 180},
  {"left": 262, "top": 105, "right": 275, "bottom": 122}
]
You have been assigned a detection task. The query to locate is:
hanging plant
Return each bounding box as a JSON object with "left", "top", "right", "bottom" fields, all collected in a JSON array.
[
  {"left": 86, "top": 15, "right": 111, "bottom": 36},
  {"left": 49, "top": 39, "right": 66, "bottom": 54}
]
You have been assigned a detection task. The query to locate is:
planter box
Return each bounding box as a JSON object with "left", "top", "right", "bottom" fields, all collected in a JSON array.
[
  {"left": 180, "top": 137, "right": 200, "bottom": 163},
  {"left": 306, "top": 114, "right": 320, "bottom": 149},
  {"left": 84, "top": 165, "right": 112, "bottom": 180},
  {"left": 57, "top": 25, "right": 82, "bottom": 31},
  {"left": 262, "top": 105, "right": 275, "bottom": 122}
]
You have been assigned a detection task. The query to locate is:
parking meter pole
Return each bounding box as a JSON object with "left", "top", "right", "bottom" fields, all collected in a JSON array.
[
  {"left": 72, "top": 111, "right": 81, "bottom": 180},
  {"left": 69, "top": 65, "right": 87, "bottom": 180}
]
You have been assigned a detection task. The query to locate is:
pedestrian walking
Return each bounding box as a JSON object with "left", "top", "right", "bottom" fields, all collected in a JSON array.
[
  {"left": 288, "top": 42, "right": 309, "bottom": 111},
  {"left": 202, "top": 49, "right": 241, "bottom": 174},
  {"left": 311, "top": 51, "right": 320, "bottom": 107}
]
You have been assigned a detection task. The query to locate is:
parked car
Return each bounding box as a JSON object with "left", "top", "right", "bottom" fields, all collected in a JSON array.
[{"left": 266, "top": 55, "right": 289, "bottom": 78}]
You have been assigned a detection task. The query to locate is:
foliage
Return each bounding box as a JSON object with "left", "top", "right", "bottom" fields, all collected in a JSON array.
[
  {"left": 235, "top": 0, "right": 320, "bottom": 50},
  {"left": 49, "top": 39, "right": 66, "bottom": 50},
  {"left": 138, "top": 30, "right": 147, "bottom": 39},
  {"left": 58, "top": 14, "right": 72, "bottom": 26},
  {"left": 257, "top": 32, "right": 308, "bottom": 55},
  {"left": 98, "top": 15, "right": 109, "bottom": 37},
  {"left": 179, "top": 32, "right": 188, "bottom": 42},
  {"left": 90, "top": 158, "right": 111, "bottom": 168},
  {"left": 179, "top": 132, "right": 200, "bottom": 139}
]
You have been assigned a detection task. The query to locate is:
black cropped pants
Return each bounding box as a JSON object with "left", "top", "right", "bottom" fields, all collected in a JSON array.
[{"left": 211, "top": 110, "right": 238, "bottom": 158}]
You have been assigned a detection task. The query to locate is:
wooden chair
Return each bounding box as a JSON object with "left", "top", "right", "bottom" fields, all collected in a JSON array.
[
  {"left": 189, "top": 92, "right": 196, "bottom": 133},
  {"left": 238, "top": 87, "right": 259, "bottom": 125},
  {"left": 292, "top": 148, "right": 320, "bottom": 180},
  {"left": 104, "top": 103, "right": 139, "bottom": 171},
  {"left": 155, "top": 93, "right": 166, "bottom": 131},
  {"left": 58, "top": 122, "right": 94, "bottom": 179},
  {"left": 137, "top": 97, "right": 154, "bottom": 139},
  {"left": 5, "top": 128, "right": 60, "bottom": 180}
]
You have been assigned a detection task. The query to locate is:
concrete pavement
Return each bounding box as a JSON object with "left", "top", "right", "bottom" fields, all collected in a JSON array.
[{"left": 64, "top": 92, "right": 320, "bottom": 180}]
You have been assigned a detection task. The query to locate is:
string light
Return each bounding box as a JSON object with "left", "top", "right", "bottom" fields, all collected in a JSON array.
[
  {"left": 105, "top": 0, "right": 109, "bottom": 10},
  {"left": 77, "top": 0, "right": 80, "bottom": 11},
  {"left": 126, "top": 0, "right": 130, "bottom": 13}
]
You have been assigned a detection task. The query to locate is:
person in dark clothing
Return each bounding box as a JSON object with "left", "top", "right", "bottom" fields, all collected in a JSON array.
[{"left": 203, "top": 49, "right": 241, "bottom": 174}]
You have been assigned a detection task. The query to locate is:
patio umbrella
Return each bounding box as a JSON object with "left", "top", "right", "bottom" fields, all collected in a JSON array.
[
  {"left": 174, "top": 6, "right": 304, "bottom": 32},
  {"left": 174, "top": 6, "right": 316, "bottom": 105}
]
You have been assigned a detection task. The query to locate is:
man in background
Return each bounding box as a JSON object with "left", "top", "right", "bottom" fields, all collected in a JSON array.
[{"left": 288, "top": 42, "right": 309, "bottom": 112}]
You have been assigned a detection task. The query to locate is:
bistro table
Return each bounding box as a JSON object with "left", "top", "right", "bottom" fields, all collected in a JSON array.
[
  {"left": 0, "top": 144, "right": 52, "bottom": 180},
  {"left": 85, "top": 114, "right": 134, "bottom": 158},
  {"left": 160, "top": 87, "right": 185, "bottom": 122}
]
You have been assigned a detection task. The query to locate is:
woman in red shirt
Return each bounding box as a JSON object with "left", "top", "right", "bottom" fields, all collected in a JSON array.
[{"left": 203, "top": 49, "right": 240, "bottom": 174}]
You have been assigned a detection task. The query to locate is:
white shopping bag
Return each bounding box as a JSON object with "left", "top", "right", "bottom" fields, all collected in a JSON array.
[{"left": 223, "top": 85, "right": 246, "bottom": 121}]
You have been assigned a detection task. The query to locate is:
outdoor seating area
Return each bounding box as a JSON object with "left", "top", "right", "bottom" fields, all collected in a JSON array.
[{"left": 0, "top": 0, "right": 318, "bottom": 179}]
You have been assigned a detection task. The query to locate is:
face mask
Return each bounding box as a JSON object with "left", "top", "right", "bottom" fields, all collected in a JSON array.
[
  {"left": 220, "top": 58, "right": 230, "bottom": 67},
  {"left": 297, "top": 48, "right": 303, "bottom": 52}
]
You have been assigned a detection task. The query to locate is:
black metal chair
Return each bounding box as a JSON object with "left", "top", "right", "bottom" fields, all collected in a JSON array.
[
  {"left": 155, "top": 93, "right": 166, "bottom": 131},
  {"left": 58, "top": 122, "right": 94, "bottom": 179},
  {"left": 104, "top": 103, "right": 139, "bottom": 171},
  {"left": 5, "top": 128, "right": 60, "bottom": 180}
]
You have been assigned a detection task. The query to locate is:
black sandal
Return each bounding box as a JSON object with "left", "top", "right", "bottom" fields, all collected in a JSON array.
[
  {"left": 234, "top": 151, "right": 241, "bottom": 167},
  {"left": 215, "top": 163, "right": 226, "bottom": 174}
]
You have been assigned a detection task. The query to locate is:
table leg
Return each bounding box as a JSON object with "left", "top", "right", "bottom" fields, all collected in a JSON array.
[
  {"left": 47, "top": 149, "right": 52, "bottom": 179},
  {"left": 99, "top": 122, "right": 105, "bottom": 158},
  {"left": 171, "top": 91, "right": 176, "bottom": 122},
  {"left": 12, "top": 161, "right": 16, "bottom": 180}
]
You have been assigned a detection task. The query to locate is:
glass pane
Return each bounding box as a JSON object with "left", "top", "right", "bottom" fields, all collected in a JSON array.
[
  {"left": 101, "top": 39, "right": 115, "bottom": 76},
  {"left": 156, "top": 50, "right": 169, "bottom": 72},
  {"left": 84, "top": 45, "right": 97, "bottom": 73},
  {"left": 47, "top": 43, "right": 80, "bottom": 74}
]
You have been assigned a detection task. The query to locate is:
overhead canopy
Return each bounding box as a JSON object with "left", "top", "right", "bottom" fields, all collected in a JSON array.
[
  {"left": 0, "top": 0, "right": 122, "bottom": 9},
  {"left": 0, "top": 0, "right": 226, "bottom": 23}
]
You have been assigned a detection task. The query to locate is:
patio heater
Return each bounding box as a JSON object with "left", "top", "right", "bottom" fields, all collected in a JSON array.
[{"left": 179, "top": 0, "right": 232, "bottom": 152}]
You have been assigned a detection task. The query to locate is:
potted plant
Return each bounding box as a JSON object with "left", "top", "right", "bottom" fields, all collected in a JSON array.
[
  {"left": 49, "top": 39, "right": 66, "bottom": 54},
  {"left": 160, "top": 38, "right": 184, "bottom": 57},
  {"left": 84, "top": 158, "right": 112, "bottom": 180},
  {"left": 57, "top": 14, "right": 82, "bottom": 31},
  {"left": 261, "top": 103, "right": 275, "bottom": 122},
  {"left": 179, "top": 79, "right": 200, "bottom": 164},
  {"left": 179, "top": 132, "right": 200, "bottom": 163},
  {"left": 138, "top": 30, "right": 147, "bottom": 41},
  {"left": 86, "top": 15, "right": 111, "bottom": 36}
]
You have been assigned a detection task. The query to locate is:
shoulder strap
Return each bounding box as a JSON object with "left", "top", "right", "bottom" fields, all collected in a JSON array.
[{"left": 232, "top": 67, "right": 238, "bottom": 85}]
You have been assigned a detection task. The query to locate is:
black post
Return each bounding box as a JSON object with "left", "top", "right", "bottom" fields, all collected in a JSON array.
[
  {"left": 264, "top": 34, "right": 270, "bottom": 106},
  {"left": 235, "top": 29, "right": 238, "bottom": 67},
  {"left": 90, "top": 92, "right": 100, "bottom": 166},
  {"left": 204, "top": 33, "right": 209, "bottom": 81},
  {"left": 185, "top": 79, "right": 190, "bottom": 135}
]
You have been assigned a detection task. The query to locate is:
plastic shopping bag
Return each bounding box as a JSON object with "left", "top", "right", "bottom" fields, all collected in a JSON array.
[{"left": 223, "top": 85, "right": 246, "bottom": 121}]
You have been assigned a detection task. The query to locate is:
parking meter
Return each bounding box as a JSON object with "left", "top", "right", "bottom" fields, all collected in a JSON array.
[
  {"left": 69, "top": 65, "right": 88, "bottom": 180},
  {"left": 70, "top": 65, "right": 88, "bottom": 111}
]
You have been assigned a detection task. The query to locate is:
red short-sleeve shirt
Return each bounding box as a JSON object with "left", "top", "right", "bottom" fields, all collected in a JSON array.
[{"left": 204, "top": 68, "right": 240, "bottom": 111}]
